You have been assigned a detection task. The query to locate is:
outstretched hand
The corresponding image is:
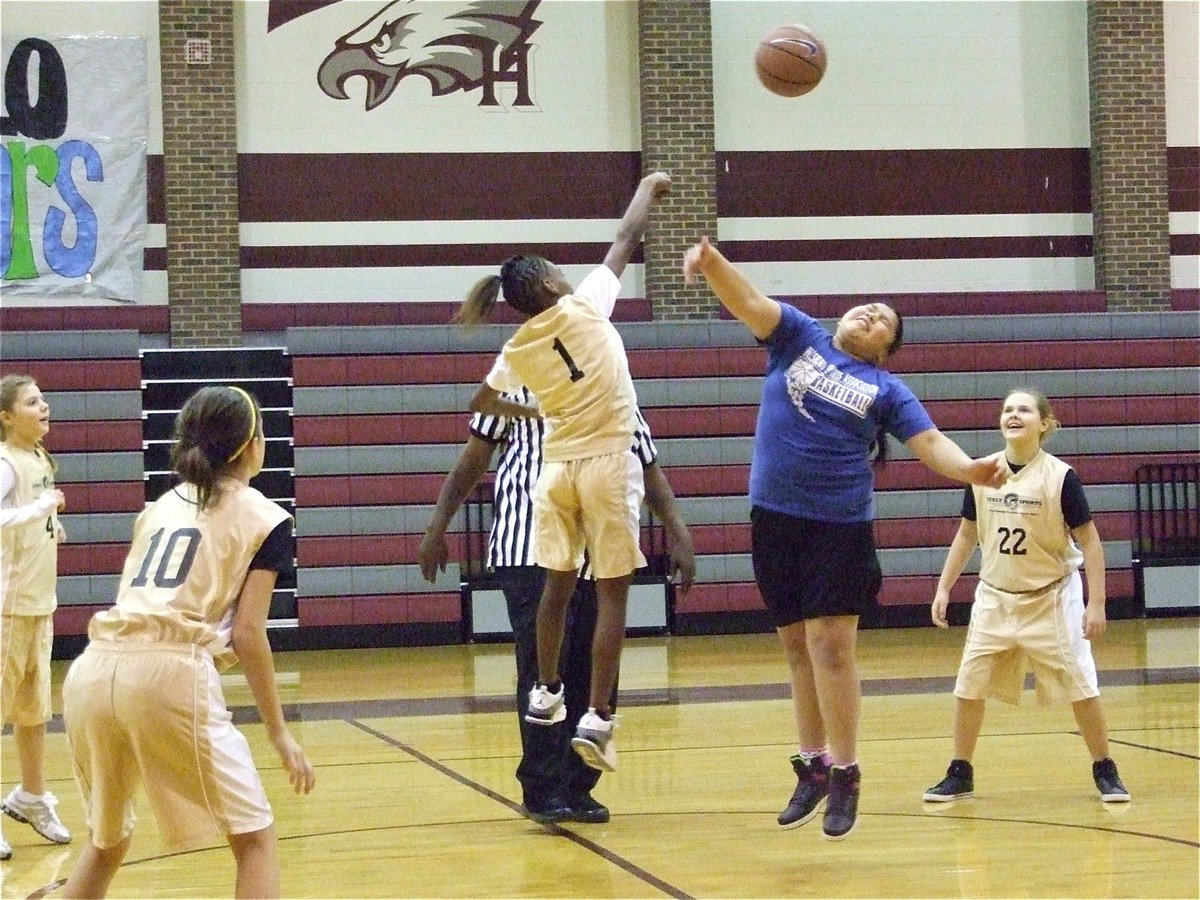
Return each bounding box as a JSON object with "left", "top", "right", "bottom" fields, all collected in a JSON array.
[
  {"left": 642, "top": 171, "right": 672, "bottom": 195},
  {"left": 682, "top": 235, "right": 714, "bottom": 285},
  {"left": 969, "top": 451, "right": 1010, "bottom": 489}
]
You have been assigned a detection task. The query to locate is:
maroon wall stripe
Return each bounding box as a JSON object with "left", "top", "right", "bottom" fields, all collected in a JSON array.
[
  {"left": 716, "top": 149, "right": 1092, "bottom": 217},
  {"left": 161, "top": 147, "right": 1196, "bottom": 229},
  {"left": 720, "top": 235, "right": 1092, "bottom": 263},
  {"left": 239, "top": 236, "right": 1086, "bottom": 269},
  {"left": 7, "top": 360, "right": 142, "bottom": 390},
  {"left": 1174, "top": 289, "right": 1199, "bottom": 311},
  {"left": 1172, "top": 234, "right": 1200, "bottom": 255},
  {"left": 0, "top": 306, "right": 170, "bottom": 332},
  {"left": 723, "top": 291, "right": 1106, "bottom": 318},
  {"left": 148, "top": 154, "right": 164, "bottom": 224},
  {"left": 1168, "top": 146, "right": 1200, "bottom": 212},
  {"left": 239, "top": 242, "right": 626, "bottom": 268},
  {"left": 286, "top": 338, "right": 1196, "bottom": 387},
  {"left": 240, "top": 299, "right": 653, "bottom": 329},
  {"left": 237, "top": 152, "right": 641, "bottom": 222}
]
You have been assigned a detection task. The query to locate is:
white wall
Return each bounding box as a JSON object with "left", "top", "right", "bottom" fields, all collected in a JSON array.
[
  {"left": 236, "top": 0, "right": 639, "bottom": 153},
  {"left": 1165, "top": 0, "right": 1199, "bottom": 290},
  {"left": 712, "top": 1, "right": 1090, "bottom": 152}
]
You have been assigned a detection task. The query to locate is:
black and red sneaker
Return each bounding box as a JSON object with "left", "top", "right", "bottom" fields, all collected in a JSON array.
[
  {"left": 822, "top": 763, "right": 861, "bottom": 841},
  {"left": 778, "top": 754, "right": 829, "bottom": 829}
]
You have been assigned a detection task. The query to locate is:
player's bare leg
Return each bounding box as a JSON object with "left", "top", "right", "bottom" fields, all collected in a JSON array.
[
  {"left": 589, "top": 574, "right": 632, "bottom": 715},
  {"left": 535, "top": 569, "right": 578, "bottom": 684}
]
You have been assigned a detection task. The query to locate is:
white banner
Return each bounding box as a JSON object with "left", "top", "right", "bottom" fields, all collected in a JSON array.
[{"left": 1, "top": 34, "right": 147, "bottom": 303}]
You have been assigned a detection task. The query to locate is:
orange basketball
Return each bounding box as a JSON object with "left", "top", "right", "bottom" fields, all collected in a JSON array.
[{"left": 755, "top": 24, "right": 827, "bottom": 97}]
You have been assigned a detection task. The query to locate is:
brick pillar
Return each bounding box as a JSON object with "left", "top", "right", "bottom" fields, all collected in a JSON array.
[
  {"left": 638, "top": 1, "right": 719, "bottom": 320},
  {"left": 1087, "top": 1, "right": 1172, "bottom": 311},
  {"left": 158, "top": 0, "right": 241, "bottom": 345}
]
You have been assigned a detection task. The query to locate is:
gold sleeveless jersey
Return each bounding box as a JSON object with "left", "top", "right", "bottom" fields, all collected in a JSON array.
[
  {"left": 88, "top": 480, "right": 289, "bottom": 670},
  {"left": 0, "top": 443, "right": 59, "bottom": 616},
  {"left": 973, "top": 450, "right": 1084, "bottom": 594},
  {"left": 490, "top": 287, "right": 637, "bottom": 463}
]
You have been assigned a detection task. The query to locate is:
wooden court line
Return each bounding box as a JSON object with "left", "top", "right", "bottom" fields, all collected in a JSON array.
[
  {"left": 877, "top": 811, "right": 1200, "bottom": 849},
  {"left": 20, "top": 671, "right": 1196, "bottom": 897},
  {"left": 23, "top": 665, "right": 1200, "bottom": 736},
  {"left": 347, "top": 719, "right": 694, "bottom": 900},
  {"left": 1108, "top": 736, "right": 1200, "bottom": 760}
]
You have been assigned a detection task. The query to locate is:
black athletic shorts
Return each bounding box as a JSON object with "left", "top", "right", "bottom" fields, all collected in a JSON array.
[{"left": 750, "top": 505, "right": 883, "bottom": 627}]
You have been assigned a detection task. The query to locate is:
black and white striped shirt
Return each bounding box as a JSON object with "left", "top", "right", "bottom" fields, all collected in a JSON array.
[{"left": 469, "top": 387, "right": 658, "bottom": 571}]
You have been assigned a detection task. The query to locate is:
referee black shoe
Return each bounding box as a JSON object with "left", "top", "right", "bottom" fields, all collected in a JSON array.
[
  {"left": 566, "top": 793, "right": 610, "bottom": 824},
  {"left": 523, "top": 798, "right": 571, "bottom": 825},
  {"left": 923, "top": 759, "right": 974, "bottom": 802},
  {"left": 1093, "top": 758, "right": 1131, "bottom": 802}
]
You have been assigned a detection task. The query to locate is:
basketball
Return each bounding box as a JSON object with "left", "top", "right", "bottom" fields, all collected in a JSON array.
[{"left": 755, "top": 24, "right": 827, "bottom": 97}]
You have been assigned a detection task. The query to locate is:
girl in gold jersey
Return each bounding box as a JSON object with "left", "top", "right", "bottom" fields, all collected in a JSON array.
[
  {"left": 454, "top": 172, "right": 670, "bottom": 776},
  {"left": 0, "top": 375, "right": 71, "bottom": 861},
  {"left": 926, "top": 389, "right": 1129, "bottom": 804},
  {"left": 61, "top": 386, "right": 315, "bottom": 899}
]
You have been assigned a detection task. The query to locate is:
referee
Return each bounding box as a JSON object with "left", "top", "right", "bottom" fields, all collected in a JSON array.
[{"left": 419, "top": 388, "right": 694, "bottom": 823}]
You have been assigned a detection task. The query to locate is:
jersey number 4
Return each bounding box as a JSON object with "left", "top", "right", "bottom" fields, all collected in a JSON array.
[
  {"left": 130, "top": 527, "right": 202, "bottom": 588},
  {"left": 997, "top": 526, "right": 1028, "bottom": 555}
]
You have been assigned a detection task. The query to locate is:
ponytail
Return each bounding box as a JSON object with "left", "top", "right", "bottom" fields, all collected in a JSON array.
[
  {"left": 453, "top": 255, "right": 552, "bottom": 325},
  {"left": 170, "top": 386, "right": 261, "bottom": 510},
  {"left": 453, "top": 274, "right": 502, "bottom": 326}
]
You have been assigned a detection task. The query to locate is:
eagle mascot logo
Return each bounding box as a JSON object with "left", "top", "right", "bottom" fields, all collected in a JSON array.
[{"left": 317, "top": 0, "right": 543, "bottom": 110}]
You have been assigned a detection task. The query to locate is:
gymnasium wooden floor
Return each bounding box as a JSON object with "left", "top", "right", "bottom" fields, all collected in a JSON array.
[{"left": 2, "top": 618, "right": 1197, "bottom": 899}]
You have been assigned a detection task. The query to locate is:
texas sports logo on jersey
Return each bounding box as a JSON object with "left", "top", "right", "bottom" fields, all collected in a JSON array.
[
  {"left": 785, "top": 348, "right": 879, "bottom": 421},
  {"left": 984, "top": 491, "right": 1045, "bottom": 516},
  {"left": 316, "top": 0, "right": 543, "bottom": 110}
]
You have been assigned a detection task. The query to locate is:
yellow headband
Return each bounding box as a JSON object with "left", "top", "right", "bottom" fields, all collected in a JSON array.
[{"left": 226, "top": 386, "right": 259, "bottom": 463}]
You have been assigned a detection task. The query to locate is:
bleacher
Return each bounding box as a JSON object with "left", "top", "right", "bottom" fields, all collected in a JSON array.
[
  {"left": 287, "top": 309, "right": 1199, "bottom": 638},
  {"left": 0, "top": 330, "right": 144, "bottom": 649},
  {"left": 4, "top": 307, "right": 1196, "bottom": 651}
]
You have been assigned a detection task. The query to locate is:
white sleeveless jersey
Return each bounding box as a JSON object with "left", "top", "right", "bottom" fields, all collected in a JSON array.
[
  {"left": 88, "top": 479, "right": 289, "bottom": 670},
  {"left": 973, "top": 450, "right": 1084, "bottom": 593},
  {"left": 487, "top": 267, "right": 637, "bottom": 462},
  {"left": 0, "top": 443, "right": 59, "bottom": 616}
]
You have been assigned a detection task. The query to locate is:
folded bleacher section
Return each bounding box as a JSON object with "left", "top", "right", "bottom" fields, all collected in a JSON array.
[
  {"left": 4, "top": 308, "right": 1195, "bottom": 653},
  {"left": 0, "top": 331, "right": 144, "bottom": 651},
  {"left": 288, "top": 310, "right": 1199, "bottom": 639}
]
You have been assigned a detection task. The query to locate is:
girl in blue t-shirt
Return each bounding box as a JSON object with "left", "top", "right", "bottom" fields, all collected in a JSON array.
[{"left": 683, "top": 236, "right": 1008, "bottom": 841}]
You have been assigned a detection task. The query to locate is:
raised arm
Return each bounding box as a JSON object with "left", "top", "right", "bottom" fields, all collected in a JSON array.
[
  {"left": 603, "top": 171, "right": 672, "bottom": 279},
  {"left": 419, "top": 435, "right": 497, "bottom": 582},
  {"left": 906, "top": 428, "right": 1008, "bottom": 489},
  {"left": 642, "top": 461, "right": 695, "bottom": 596},
  {"left": 682, "top": 236, "right": 781, "bottom": 340}
]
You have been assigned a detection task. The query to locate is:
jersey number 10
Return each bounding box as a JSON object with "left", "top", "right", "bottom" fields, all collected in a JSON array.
[{"left": 130, "top": 527, "right": 202, "bottom": 588}]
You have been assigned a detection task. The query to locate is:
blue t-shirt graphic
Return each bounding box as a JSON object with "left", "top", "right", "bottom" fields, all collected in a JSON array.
[{"left": 750, "top": 304, "right": 934, "bottom": 523}]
